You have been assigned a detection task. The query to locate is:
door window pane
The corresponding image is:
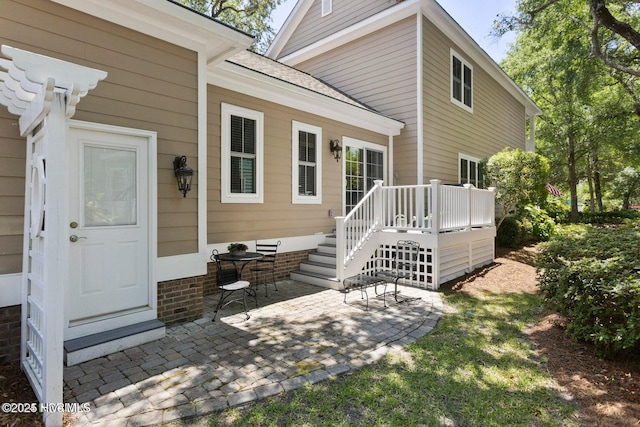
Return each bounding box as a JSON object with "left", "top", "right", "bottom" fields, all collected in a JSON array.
[{"left": 84, "top": 146, "right": 137, "bottom": 227}]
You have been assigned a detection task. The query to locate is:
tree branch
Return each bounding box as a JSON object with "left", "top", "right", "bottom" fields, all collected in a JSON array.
[{"left": 589, "top": 0, "right": 640, "bottom": 50}]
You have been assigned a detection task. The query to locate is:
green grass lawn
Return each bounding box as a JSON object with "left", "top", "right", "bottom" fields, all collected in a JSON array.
[{"left": 174, "top": 288, "right": 581, "bottom": 427}]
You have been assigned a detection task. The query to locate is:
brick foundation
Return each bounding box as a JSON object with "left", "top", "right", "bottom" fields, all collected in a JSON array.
[
  {"left": 157, "top": 276, "right": 205, "bottom": 325},
  {"left": 0, "top": 305, "right": 21, "bottom": 364}
]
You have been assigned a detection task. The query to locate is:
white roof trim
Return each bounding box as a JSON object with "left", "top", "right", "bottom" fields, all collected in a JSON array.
[
  {"left": 272, "top": 0, "right": 541, "bottom": 117},
  {"left": 0, "top": 45, "right": 107, "bottom": 135},
  {"left": 50, "top": 0, "right": 253, "bottom": 65},
  {"left": 210, "top": 62, "right": 404, "bottom": 136},
  {"left": 266, "top": 0, "right": 314, "bottom": 58},
  {"left": 270, "top": 0, "right": 421, "bottom": 62}
]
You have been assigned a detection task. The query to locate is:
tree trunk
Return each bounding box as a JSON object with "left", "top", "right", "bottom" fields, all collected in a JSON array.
[
  {"left": 586, "top": 156, "right": 595, "bottom": 211},
  {"left": 592, "top": 152, "right": 603, "bottom": 211},
  {"left": 568, "top": 134, "right": 580, "bottom": 222}
]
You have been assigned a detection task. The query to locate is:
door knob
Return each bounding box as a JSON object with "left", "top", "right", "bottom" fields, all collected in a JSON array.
[{"left": 69, "top": 235, "right": 87, "bottom": 243}]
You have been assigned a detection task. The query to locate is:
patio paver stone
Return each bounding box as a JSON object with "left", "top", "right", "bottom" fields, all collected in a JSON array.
[{"left": 64, "top": 280, "right": 442, "bottom": 426}]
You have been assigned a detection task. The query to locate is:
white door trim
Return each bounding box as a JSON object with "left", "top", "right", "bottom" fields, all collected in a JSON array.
[
  {"left": 342, "top": 136, "right": 388, "bottom": 215},
  {"left": 65, "top": 120, "right": 157, "bottom": 339}
]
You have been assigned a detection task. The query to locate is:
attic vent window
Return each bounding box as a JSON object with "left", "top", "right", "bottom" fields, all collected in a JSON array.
[
  {"left": 451, "top": 49, "right": 473, "bottom": 112},
  {"left": 322, "top": 0, "right": 332, "bottom": 16}
]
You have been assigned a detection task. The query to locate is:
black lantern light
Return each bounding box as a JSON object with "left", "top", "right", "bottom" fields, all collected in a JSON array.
[
  {"left": 173, "top": 155, "right": 193, "bottom": 197},
  {"left": 329, "top": 139, "right": 342, "bottom": 162}
]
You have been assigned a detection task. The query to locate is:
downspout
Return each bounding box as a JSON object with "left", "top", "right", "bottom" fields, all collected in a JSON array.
[{"left": 416, "top": 10, "right": 424, "bottom": 185}]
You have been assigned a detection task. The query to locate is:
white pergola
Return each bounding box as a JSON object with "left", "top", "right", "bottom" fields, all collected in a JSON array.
[{"left": 0, "top": 45, "right": 106, "bottom": 427}]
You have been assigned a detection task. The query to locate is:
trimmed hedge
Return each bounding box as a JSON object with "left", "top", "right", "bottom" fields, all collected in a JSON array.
[{"left": 536, "top": 223, "right": 640, "bottom": 357}]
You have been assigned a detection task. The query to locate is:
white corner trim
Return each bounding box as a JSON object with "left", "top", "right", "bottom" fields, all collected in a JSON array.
[
  {"left": 0, "top": 273, "right": 22, "bottom": 308},
  {"left": 198, "top": 51, "right": 208, "bottom": 255}
]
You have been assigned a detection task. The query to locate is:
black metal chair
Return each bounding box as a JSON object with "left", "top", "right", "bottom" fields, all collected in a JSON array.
[
  {"left": 343, "top": 273, "right": 387, "bottom": 310},
  {"left": 376, "top": 240, "right": 421, "bottom": 303},
  {"left": 211, "top": 249, "right": 253, "bottom": 321},
  {"left": 249, "top": 240, "right": 281, "bottom": 296}
]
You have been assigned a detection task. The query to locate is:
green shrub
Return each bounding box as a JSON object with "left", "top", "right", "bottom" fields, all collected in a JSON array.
[
  {"left": 496, "top": 216, "right": 523, "bottom": 247},
  {"left": 536, "top": 223, "right": 640, "bottom": 357},
  {"left": 521, "top": 205, "right": 556, "bottom": 241},
  {"left": 543, "top": 199, "right": 570, "bottom": 223},
  {"left": 578, "top": 210, "right": 640, "bottom": 224}
]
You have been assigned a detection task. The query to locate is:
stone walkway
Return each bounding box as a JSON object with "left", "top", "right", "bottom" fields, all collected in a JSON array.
[{"left": 64, "top": 280, "right": 443, "bottom": 426}]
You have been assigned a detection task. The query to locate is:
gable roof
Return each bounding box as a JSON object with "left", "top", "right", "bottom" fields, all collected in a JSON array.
[
  {"left": 227, "top": 50, "right": 378, "bottom": 113},
  {"left": 211, "top": 50, "right": 405, "bottom": 135},
  {"left": 268, "top": 0, "right": 542, "bottom": 117}
]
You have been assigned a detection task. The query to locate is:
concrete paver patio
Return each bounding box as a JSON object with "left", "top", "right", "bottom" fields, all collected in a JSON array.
[{"left": 64, "top": 280, "right": 443, "bottom": 426}]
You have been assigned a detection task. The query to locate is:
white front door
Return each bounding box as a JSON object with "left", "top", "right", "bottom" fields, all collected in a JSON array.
[{"left": 66, "top": 124, "right": 154, "bottom": 339}]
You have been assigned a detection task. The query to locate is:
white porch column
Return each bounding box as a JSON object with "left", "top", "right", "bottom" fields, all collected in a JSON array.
[{"left": 0, "top": 45, "right": 106, "bottom": 427}]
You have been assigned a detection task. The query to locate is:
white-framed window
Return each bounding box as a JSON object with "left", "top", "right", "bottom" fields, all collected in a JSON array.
[
  {"left": 459, "top": 153, "right": 483, "bottom": 188},
  {"left": 322, "top": 0, "right": 332, "bottom": 16},
  {"left": 221, "top": 103, "right": 264, "bottom": 203},
  {"left": 451, "top": 49, "right": 473, "bottom": 112},
  {"left": 292, "top": 121, "right": 322, "bottom": 204}
]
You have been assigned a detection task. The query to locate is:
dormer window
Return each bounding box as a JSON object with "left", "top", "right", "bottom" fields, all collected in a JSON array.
[{"left": 322, "top": 0, "right": 332, "bottom": 17}]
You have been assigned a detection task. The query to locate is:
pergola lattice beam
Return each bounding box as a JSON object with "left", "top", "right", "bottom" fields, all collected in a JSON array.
[{"left": 0, "top": 45, "right": 107, "bottom": 135}]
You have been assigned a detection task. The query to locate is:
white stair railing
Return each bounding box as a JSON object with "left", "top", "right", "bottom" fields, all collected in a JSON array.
[{"left": 335, "top": 180, "right": 496, "bottom": 281}]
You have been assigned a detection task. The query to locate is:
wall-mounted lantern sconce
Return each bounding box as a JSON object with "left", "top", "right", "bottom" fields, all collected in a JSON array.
[
  {"left": 173, "top": 155, "right": 193, "bottom": 197},
  {"left": 329, "top": 139, "right": 342, "bottom": 162}
]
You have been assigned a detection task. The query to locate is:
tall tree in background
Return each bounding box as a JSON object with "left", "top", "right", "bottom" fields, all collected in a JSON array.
[
  {"left": 501, "top": 0, "right": 640, "bottom": 220},
  {"left": 495, "top": 0, "right": 640, "bottom": 117},
  {"left": 180, "top": 0, "right": 283, "bottom": 52},
  {"left": 502, "top": 1, "right": 606, "bottom": 221}
]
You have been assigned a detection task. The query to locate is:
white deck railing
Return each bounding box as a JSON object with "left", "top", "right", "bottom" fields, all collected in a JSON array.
[{"left": 335, "top": 179, "right": 495, "bottom": 277}]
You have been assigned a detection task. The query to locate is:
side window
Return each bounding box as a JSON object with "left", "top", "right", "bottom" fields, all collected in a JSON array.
[
  {"left": 292, "top": 121, "right": 322, "bottom": 204},
  {"left": 459, "top": 154, "right": 483, "bottom": 187},
  {"left": 221, "top": 103, "right": 264, "bottom": 203},
  {"left": 451, "top": 49, "right": 473, "bottom": 112},
  {"left": 322, "top": 0, "right": 332, "bottom": 17}
]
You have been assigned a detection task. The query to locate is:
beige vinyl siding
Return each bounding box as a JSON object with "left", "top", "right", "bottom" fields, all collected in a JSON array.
[
  {"left": 297, "top": 17, "right": 418, "bottom": 184},
  {"left": 0, "top": 0, "right": 199, "bottom": 269},
  {"left": 422, "top": 15, "right": 525, "bottom": 183},
  {"left": 0, "top": 109, "right": 25, "bottom": 274},
  {"left": 279, "top": 0, "right": 395, "bottom": 57},
  {"left": 207, "top": 86, "right": 388, "bottom": 244}
]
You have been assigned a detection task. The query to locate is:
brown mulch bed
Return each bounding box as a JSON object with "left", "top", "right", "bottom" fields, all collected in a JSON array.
[
  {"left": 1, "top": 245, "right": 639, "bottom": 426},
  {"left": 447, "top": 245, "right": 640, "bottom": 427}
]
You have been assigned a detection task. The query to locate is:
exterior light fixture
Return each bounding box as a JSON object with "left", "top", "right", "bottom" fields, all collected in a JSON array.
[
  {"left": 329, "top": 139, "right": 342, "bottom": 162},
  {"left": 173, "top": 155, "right": 193, "bottom": 197}
]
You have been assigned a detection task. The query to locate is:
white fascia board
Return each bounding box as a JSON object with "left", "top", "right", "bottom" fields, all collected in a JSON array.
[
  {"left": 278, "top": 0, "right": 421, "bottom": 66},
  {"left": 210, "top": 62, "right": 404, "bottom": 136},
  {"left": 267, "top": 0, "right": 314, "bottom": 58},
  {"left": 50, "top": 0, "right": 253, "bottom": 64}
]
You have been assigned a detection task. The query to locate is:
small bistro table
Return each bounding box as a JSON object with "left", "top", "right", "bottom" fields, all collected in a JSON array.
[{"left": 217, "top": 252, "right": 264, "bottom": 279}]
